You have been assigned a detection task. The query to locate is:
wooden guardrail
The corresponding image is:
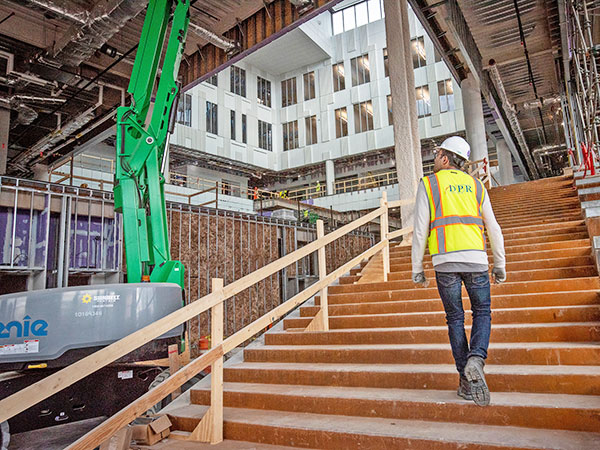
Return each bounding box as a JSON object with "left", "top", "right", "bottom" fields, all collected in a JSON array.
[{"left": 0, "top": 193, "right": 414, "bottom": 448}]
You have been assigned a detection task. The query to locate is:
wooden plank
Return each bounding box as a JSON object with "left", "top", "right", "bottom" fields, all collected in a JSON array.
[
  {"left": 65, "top": 346, "right": 223, "bottom": 450},
  {"left": 168, "top": 344, "right": 181, "bottom": 399},
  {"left": 387, "top": 198, "right": 416, "bottom": 209},
  {"left": 380, "top": 193, "right": 390, "bottom": 282},
  {"left": 210, "top": 278, "right": 224, "bottom": 444},
  {"left": 388, "top": 226, "right": 414, "bottom": 241},
  {"left": 316, "top": 220, "right": 328, "bottom": 331}
]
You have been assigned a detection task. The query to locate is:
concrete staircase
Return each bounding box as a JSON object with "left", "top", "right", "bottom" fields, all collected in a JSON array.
[{"left": 167, "top": 175, "right": 600, "bottom": 449}]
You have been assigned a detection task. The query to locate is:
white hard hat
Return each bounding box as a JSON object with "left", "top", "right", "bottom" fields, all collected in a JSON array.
[{"left": 439, "top": 136, "right": 471, "bottom": 161}]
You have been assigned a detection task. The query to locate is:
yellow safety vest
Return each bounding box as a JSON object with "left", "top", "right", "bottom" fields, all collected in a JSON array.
[{"left": 422, "top": 169, "right": 486, "bottom": 256}]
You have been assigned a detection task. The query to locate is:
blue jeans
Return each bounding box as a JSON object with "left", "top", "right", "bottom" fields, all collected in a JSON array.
[{"left": 435, "top": 271, "right": 492, "bottom": 375}]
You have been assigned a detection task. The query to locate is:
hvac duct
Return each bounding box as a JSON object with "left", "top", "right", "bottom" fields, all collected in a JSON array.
[
  {"left": 188, "top": 22, "right": 241, "bottom": 57},
  {"left": 487, "top": 60, "right": 540, "bottom": 178},
  {"left": 13, "top": 0, "right": 146, "bottom": 67},
  {"left": 0, "top": 94, "right": 66, "bottom": 126}
]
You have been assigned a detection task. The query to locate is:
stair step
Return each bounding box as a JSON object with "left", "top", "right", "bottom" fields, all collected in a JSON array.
[
  {"left": 306, "top": 291, "right": 600, "bottom": 315},
  {"left": 283, "top": 305, "right": 600, "bottom": 330},
  {"left": 223, "top": 362, "right": 600, "bottom": 395},
  {"left": 167, "top": 405, "right": 600, "bottom": 450},
  {"left": 390, "top": 255, "right": 594, "bottom": 273},
  {"left": 245, "top": 342, "right": 600, "bottom": 366},
  {"left": 326, "top": 277, "right": 600, "bottom": 297},
  {"left": 188, "top": 382, "right": 600, "bottom": 433},
  {"left": 266, "top": 322, "right": 600, "bottom": 346},
  {"left": 387, "top": 266, "right": 596, "bottom": 283}
]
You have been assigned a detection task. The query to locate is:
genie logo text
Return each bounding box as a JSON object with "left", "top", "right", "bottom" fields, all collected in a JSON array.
[{"left": 0, "top": 316, "right": 49, "bottom": 339}]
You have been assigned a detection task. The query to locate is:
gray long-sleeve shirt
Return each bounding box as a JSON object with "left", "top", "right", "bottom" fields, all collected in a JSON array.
[{"left": 411, "top": 177, "right": 506, "bottom": 274}]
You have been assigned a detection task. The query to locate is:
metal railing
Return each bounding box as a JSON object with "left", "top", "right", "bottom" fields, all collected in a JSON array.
[{"left": 0, "top": 193, "right": 414, "bottom": 448}]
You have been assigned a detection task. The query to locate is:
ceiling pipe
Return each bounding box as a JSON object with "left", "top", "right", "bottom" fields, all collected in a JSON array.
[
  {"left": 188, "top": 22, "right": 241, "bottom": 57},
  {"left": 487, "top": 60, "right": 540, "bottom": 178}
]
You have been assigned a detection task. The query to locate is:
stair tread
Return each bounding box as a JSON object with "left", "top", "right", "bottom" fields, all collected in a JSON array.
[
  {"left": 274, "top": 321, "right": 600, "bottom": 332},
  {"left": 297, "top": 304, "right": 600, "bottom": 319},
  {"left": 257, "top": 342, "right": 600, "bottom": 351},
  {"left": 190, "top": 382, "right": 600, "bottom": 410},
  {"left": 167, "top": 405, "right": 600, "bottom": 450},
  {"left": 228, "top": 361, "right": 600, "bottom": 376}
]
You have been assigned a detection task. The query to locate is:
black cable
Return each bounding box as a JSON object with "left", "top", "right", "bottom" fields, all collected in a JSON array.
[{"left": 513, "top": 0, "right": 549, "bottom": 144}]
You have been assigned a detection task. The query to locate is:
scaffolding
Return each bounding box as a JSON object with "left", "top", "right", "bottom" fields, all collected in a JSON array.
[{"left": 564, "top": 0, "right": 600, "bottom": 172}]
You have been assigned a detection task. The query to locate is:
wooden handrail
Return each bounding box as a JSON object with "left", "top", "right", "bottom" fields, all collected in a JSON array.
[
  {"left": 64, "top": 238, "right": 387, "bottom": 449},
  {"left": 0, "top": 206, "right": 385, "bottom": 425},
  {"left": 387, "top": 198, "right": 415, "bottom": 209},
  {"left": 388, "top": 226, "right": 414, "bottom": 241}
]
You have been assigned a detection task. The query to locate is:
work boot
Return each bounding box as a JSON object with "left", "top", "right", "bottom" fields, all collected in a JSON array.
[
  {"left": 457, "top": 375, "right": 472, "bottom": 400},
  {"left": 464, "top": 356, "right": 490, "bottom": 406}
]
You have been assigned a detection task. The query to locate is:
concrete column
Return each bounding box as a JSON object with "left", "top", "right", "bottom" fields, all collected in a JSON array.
[
  {"left": 32, "top": 163, "right": 50, "bottom": 182},
  {"left": 496, "top": 139, "right": 514, "bottom": 185},
  {"left": 462, "top": 73, "right": 488, "bottom": 163},
  {"left": 325, "top": 159, "right": 335, "bottom": 196},
  {"left": 384, "top": 0, "right": 422, "bottom": 227},
  {"left": 0, "top": 107, "right": 9, "bottom": 175}
]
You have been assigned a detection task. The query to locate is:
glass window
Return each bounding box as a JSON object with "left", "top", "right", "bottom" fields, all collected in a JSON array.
[
  {"left": 257, "top": 76, "right": 271, "bottom": 107},
  {"left": 332, "top": 10, "right": 344, "bottom": 35},
  {"left": 387, "top": 95, "right": 393, "bottom": 126},
  {"left": 355, "top": 2, "right": 369, "bottom": 27},
  {"left": 335, "top": 107, "right": 348, "bottom": 138},
  {"left": 230, "top": 66, "right": 246, "bottom": 97},
  {"left": 176, "top": 93, "right": 192, "bottom": 127},
  {"left": 333, "top": 62, "right": 345, "bottom": 92},
  {"left": 351, "top": 54, "right": 370, "bottom": 86},
  {"left": 343, "top": 7, "right": 356, "bottom": 31},
  {"left": 282, "top": 120, "right": 299, "bottom": 151},
  {"left": 438, "top": 79, "right": 455, "bottom": 113},
  {"left": 367, "top": 0, "right": 382, "bottom": 21},
  {"left": 416, "top": 85, "right": 431, "bottom": 117},
  {"left": 332, "top": 0, "right": 385, "bottom": 35},
  {"left": 304, "top": 71, "right": 316, "bottom": 101},
  {"left": 206, "top": 101, "right": 218, "bottom": 134},
  {"left": 411, "top": 37, "right": 427, "bottom": 69},
  {"left": 281, "top": 77, "right": 297, "bottom": 108},
  {"left": 242, "top": 114, "right": 247, "bottom": 144},
  {"left": 353, "top": 100, "right": 374, "bottom": 133},
  {"left": 230, "top": 110, "right": 236, "bottom": 141},
  {"left": 434, "top": 47, "right": 442, "bottom": 63},
  {"left": 383, "top": 48, "right": 389, "bottom": 78},
  {"left": 305, "top": 115, "right": 317, "bottom": 145},
  {"left": 207, "top": 74, "right": 217, "bottom": 86},
  {"left": 258, "top": 120, "right": 272, "bottom": 151}
]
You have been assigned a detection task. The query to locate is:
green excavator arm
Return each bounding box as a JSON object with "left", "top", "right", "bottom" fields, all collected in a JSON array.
[{"left": 114, "top": 0, "right": 190, "bottom": 288}]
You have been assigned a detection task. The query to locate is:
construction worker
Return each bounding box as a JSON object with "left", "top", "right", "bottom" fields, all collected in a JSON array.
[{"left": 411, "top": 136, "right": 506, "bottom": 407}]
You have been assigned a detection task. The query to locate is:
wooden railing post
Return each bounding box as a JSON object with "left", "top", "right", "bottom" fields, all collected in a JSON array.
[
  {"left": 210, "top": 277, "right": 224, "bottom": 443},
  {"left": 186, "top": 278, "right": 224, "bottom": 443},
  {"left": 380, "top": 192, "right": 389, "bottom": 282},
  {"left": 305, "top": 220, "right": 329, "bottom": 331}
]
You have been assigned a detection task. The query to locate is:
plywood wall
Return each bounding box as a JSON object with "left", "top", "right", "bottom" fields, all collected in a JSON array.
[{"left": 166, "top": 206, "right": 373, "bottom": 357}]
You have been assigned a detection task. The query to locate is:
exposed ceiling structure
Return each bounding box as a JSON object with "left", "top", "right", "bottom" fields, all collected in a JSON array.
[
  {"left": 0, "top": 0, "right": 337, "bottom": 176},
  {"left": 408, "top": 0, "right": 591, "bottom": 179},
  {"left": 0, "top": 0, "right": 593, "bottom": 180}
]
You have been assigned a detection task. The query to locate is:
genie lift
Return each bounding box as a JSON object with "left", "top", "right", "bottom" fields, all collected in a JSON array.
[{"left": 0, "top": 0, "right": 191, "bottom": 444}]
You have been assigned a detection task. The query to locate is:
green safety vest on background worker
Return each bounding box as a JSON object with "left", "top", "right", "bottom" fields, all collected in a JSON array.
[{"left": 422, "top": 169, "right": 486, "bottom": 256}]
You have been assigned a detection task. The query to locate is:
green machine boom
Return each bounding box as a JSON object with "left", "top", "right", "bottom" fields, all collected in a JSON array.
[{"left": 114, "top": 0, "right": 190, "bottom": 288}]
